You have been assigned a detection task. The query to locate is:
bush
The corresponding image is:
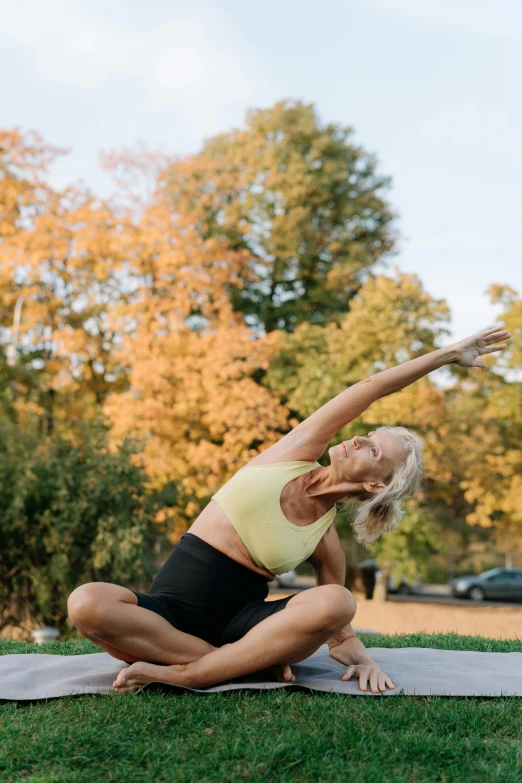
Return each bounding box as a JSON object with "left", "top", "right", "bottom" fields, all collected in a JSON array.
[{"left": 0, "top": 419, "right": 157, "bottom": 635}]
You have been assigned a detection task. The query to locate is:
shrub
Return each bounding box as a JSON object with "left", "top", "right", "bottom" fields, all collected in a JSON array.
[{"left": 0, "top": 419, "right": 157, "bottom": 635}]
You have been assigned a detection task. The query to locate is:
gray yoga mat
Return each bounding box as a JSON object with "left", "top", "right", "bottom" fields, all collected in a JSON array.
[{"left": 1, "top": 644, "right": 522, "bottom": 700}]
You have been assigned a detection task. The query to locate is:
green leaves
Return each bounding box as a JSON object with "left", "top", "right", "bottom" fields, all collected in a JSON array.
[
  {"left": 0, "top": 419, "right": 156, "bottom": 633},
  {"left": 164, "top": 99, "right": 396, "bottom": 333}
]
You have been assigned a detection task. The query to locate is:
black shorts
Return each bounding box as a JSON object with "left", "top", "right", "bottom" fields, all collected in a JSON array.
[{"left": 131, "top": 533, "right": 296, "bottom": 649}]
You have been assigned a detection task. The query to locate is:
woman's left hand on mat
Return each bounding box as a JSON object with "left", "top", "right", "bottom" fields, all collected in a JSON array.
[{"left": 341, "top": 661, "right": 395, "bottom": 694}]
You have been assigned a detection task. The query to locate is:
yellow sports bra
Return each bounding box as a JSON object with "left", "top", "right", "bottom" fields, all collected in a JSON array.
[{"left": 211, "top": 461, "right": 336, "bottom": 575}]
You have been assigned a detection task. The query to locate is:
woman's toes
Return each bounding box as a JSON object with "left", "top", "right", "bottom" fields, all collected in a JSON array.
[
  {"left": 282, "top": 664, "right": 295, "bottom": 683},
  {"left": 276, "top": 664, "right": 294, "bottom": 682},
  {"left": 112, "top": 662, "right": 147, "bottom": 693},
  {"left": 261, "top": 663, "right": 295, "bottom": 683},
  {"left": 114, "top": 667, "right": 129, "bottom": 688}
]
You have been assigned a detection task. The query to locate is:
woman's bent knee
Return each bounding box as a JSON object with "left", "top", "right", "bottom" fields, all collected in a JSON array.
[
  {"left": 67, "top": 582, "right": 136, "bottom": 631},
  {"left": 317, "top": 585, "right": 356, "bottom": 629},
  {"left": 299, "top": 584, "right": 355, "bottom": 632},
  {"left": 68, "top": 584, "right": 102, "bottom": 629}
]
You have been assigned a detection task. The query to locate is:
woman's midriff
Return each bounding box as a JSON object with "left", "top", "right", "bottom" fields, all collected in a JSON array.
[{"left": 186, "top": 500, "right": 276, "bottom": 581}]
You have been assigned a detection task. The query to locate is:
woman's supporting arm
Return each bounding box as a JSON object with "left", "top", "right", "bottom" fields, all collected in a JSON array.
[
  {"left": 309, "top": 527, "right": 375, "bottom": 665},
  {"left": 309, "top": 527, "right": 394, "bottom": 691}
]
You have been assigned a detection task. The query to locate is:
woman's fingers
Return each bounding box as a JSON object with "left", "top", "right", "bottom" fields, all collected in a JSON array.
[
  {"left": 369, "top": 670, "right": 380, "bottom": 693},
  {"left": 482, "top": 326, "right": 509, "bottom": 338},
  {"left": 481, "top": 343, "right": 507, "bottom": 354},
  {"left": 375, "top": 672, "right": 395, "bottom": 692},
  {"left": 484, "top": 331, "right": 510, "bottom": 344},
  {"left": 341, "top": 664, "right": 396, "bottom": 693}
]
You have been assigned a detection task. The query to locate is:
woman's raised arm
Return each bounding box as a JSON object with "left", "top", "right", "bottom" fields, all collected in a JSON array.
[{"left": 283, "top": 327, "right": 510, "bottom": 459}]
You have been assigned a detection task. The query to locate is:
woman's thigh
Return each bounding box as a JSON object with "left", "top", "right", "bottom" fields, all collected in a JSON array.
[
  {"left": 220, "top": 584, "right": 356, "bottom": 645},
  {"left": 68, "top": 582, "right": 215, "bottom": 665}
]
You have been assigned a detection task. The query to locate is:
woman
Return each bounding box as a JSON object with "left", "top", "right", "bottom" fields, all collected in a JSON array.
[{"left": 67, "top": 326, "right": 510, "bottom": 694}]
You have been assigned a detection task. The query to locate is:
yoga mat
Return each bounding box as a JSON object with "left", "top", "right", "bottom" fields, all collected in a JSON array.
[{"left": 1, "top": 645, "right": 522, "bottom": 700}]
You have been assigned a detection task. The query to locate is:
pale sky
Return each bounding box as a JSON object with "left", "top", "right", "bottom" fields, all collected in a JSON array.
[{"left": 1, "top": 0, "right": 521, "bottom": 340}]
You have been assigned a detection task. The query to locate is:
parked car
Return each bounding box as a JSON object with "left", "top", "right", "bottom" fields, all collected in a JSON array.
[
  {"left": 451, "top": 568, "right": 522, "bottom": 601},
  {"left": 270, "top": 570, "right": 297, "bottom": 588},
  {"left": 387, "top": 571, "right": 422, "bottom": 595},
  {"left": 358, "top": 559, "right": 421, "bottom": 595}
]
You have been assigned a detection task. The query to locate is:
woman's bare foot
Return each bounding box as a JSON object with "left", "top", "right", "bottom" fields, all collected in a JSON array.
[
  {"left": 113, "top": 660, "right": 295, "bottom": 693},
  {"left": 113, "top": 661, "right": 190, "bottom": 693}
]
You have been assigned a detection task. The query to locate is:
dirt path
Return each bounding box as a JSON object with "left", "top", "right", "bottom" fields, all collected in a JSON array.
[{"left": 269, "top": 591, "right": 522, "bottom": 640}]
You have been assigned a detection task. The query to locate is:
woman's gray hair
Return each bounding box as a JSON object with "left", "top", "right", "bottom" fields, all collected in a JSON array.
[{"left": 337, "top": 426, "right": 424, "bottom": 547}]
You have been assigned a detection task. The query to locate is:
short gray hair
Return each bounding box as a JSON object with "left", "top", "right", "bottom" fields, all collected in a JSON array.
[{"left": 337, "top": 426, "right": 424, "bottom": 547}]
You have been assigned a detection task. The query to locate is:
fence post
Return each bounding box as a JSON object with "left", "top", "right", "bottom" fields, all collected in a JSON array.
[
  {"left": 447, "top": 550, "right": 454, "bottom": 584},
  {"left": 373, "top": 567, "right": 388, "bottom": 602}
]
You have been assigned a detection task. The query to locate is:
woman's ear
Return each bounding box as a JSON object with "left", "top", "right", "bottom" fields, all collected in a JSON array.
[{"left": 362, "top": 481, "right": 386, "bottom": 495}]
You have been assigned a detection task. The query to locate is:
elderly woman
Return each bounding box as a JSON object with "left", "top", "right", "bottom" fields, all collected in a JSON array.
[{"left": 67, "top": 327, "right": 509, "bottom": 694}]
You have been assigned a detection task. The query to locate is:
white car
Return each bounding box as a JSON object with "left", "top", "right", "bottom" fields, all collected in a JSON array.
[{"left": 271, "top": 570, "right": 297, "bottom": 588}]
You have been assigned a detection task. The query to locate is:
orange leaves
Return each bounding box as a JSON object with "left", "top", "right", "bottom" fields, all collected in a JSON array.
[
  {"left": 0, "top": 130, "right": 132, "bottom": 418},
  {"left": 0, "top": 129, "right": 66, "bottom": 221},
  {"left": 95, "top": 162, "right": 292, "bottom": 527},
  {"left": 2, "top": 123, "right": 521, "bottom": 550},
  {"left": 103, "top": 321, "right": 292, "bottom": 525}
]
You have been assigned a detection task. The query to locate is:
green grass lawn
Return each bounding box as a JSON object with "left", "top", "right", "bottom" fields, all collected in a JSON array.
[{"left": 1, "top": 633, "right": 521, "bottom": 783}]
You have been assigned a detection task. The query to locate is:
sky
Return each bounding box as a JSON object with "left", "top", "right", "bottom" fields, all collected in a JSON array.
[{"left": 1, "top": 0, "right": 521, "bottom": 341}]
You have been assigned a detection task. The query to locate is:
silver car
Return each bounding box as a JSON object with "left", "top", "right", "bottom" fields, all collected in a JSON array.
[{"left": 451, "top": 568, "right": 522, "bottom": 601}]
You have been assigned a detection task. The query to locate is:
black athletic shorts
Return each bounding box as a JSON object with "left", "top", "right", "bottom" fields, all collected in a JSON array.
[{"left": 130, "top": 533, "right": 297, "bottom": 649}]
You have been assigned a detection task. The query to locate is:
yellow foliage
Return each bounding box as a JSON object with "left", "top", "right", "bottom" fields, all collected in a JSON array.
[{"left": 1, "top": 127, "right": 521, "bottom": 550}]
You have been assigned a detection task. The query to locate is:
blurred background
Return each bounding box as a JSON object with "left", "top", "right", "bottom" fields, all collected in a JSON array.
[{"left": 1, "top": 0, "right": 521, "bottom": 642}]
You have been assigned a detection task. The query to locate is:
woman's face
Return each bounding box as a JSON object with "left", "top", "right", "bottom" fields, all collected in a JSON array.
[{"left": 330, "top": 430, "right": 406, "bottom": 487}]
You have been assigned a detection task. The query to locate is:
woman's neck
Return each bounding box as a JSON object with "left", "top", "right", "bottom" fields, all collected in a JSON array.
[{"left": 302, "top": 466, "right": 363, "bottom": 509}]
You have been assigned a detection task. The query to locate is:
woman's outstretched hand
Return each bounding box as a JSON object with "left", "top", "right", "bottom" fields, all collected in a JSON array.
[{"left": 450, "top": 326, "right": 511, "bottom": 369}]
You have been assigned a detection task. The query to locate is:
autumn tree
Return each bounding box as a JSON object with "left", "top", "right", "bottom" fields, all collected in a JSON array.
[
  {"left": 3, "top": 121, "right": 519, "bottom": 575},
  {"left": 0, "top": 129, "right": 131, "bottom": 432},
  {"left": 100, "top": 187, "right": 293, "bottom": 540},
  {"left": 456, "top": 286, "right": 522, "bottom": 550},
  {"left": 162, "top": 99, "right": 397, "bottom": 333},
  {"left": 262, "top": 270, "right": 496, "bottom": 574},
  {"left": 263, "top": 269, "right": 450, "bottom": 425}
]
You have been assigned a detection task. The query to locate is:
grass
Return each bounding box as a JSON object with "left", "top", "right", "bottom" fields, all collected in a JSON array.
[{"left": 1, "top": 633, "right": 521, "bottom": 783}]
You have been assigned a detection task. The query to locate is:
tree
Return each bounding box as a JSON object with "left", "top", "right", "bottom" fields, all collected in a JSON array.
[
  {"left": 456, "top": 286, "right": 522, "bottom": 548},
  {"left": 163, "top": 99, "right": 397, "bottom": 333},
  {"left": 103, "top": 321, "right": 293, "bottom": 539},
  {"left": 0, "top": 129, "right": 132, "bottom": 433},
  {"left": 263, "top": 269, "right": 450, "bottom": 425},
  {"left": 263, "top": 270, "right": 483, "bottom": 571},
  {"left": 97, "top": 179, "right": 293, "bottom": 537},
  {"left": 4, "top": 122, "right": 519, "bottom": 582},
  {"left": 369, "top": 500, "right": 449, "bottom": 582}
]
